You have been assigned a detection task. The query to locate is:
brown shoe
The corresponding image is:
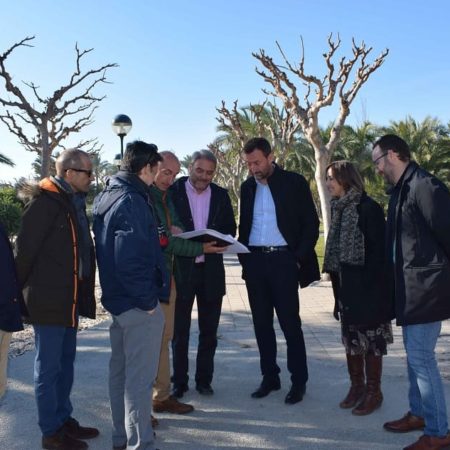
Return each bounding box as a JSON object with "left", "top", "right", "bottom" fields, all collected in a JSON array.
[
  {"left": 42, "top": 430, "right": 88, "bottom": 450},
  {"left": 403, "top": 433, "right": 450, "bottom": 450},
  {"left": 384, "top": 412, "right": 425, "bottom": 433},
  {"left": 153, "top": 395, "right": 194, "bottom": 414}
]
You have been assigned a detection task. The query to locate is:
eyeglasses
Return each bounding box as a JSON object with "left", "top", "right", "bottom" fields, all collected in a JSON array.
[
  {"left": 372, "top": 153, "right": 388, "bottom": 165},
  {"left": 66, "top": 168, "right": 93, "bottom": 177}
]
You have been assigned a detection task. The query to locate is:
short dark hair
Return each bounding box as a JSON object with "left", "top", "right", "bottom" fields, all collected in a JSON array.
[
  {"left": 326, "top": 160, "right": 364, "bottom": 193},
  {"left": 191, "top": 149, "right": 217, "bottom": 166},
  {"left": 373, "top": 134, "right": 411, "bottom": 162},
  {"left": 243, "top": 137, "right": 272, "bottom": 156},
  {"left": 121, "top": 140, "right": 162, "bottom": 173}
]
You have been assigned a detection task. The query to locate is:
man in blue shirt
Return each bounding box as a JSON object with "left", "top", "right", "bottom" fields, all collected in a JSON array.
[{"left": 239, "top": 137, "right": 320, "bottom": 405}]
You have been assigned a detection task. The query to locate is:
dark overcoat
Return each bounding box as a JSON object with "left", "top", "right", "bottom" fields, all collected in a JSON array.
[
  {"left": 15, "top": 178, "right": 96, "bottom": 327},
  {"left": 169, "top": 177, "right": 236, "bottom": 300},
  {"left": 238, "top": 164, "right": 320, "bottom": 288},
  {"left": 386, "top": 162, "right": 450, "bottom": 326},
  {"left": 330, "top": 193, "right": 394, "bottom": 326},
  {"left": 0, "top": 222, "right": 24, "bottom": 332}
]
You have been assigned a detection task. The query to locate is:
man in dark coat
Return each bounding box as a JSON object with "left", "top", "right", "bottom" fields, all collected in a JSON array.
[
  {"left": 15, "top": 149, "right": 98, "bottom": 450},
  {"left": 373, "top": 134, "right": 450, "bottom": 450},
  {"left": 238, "top": 137, "right": 320, "bottom": 405},
  {"left": 0, "top": 221, "right": 24, "bottom": 399},
  {"left": 170, "top": 149, "right": 236, "bottom": 397}
]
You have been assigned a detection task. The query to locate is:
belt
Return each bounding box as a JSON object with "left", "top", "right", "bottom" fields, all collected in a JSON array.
[{"left": 249, "top": 245, "right": 289, "bottom": 253}]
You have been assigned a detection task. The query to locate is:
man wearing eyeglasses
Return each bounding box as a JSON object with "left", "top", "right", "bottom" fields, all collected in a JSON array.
[
  {"left": 15, "top": 149, "right": 98, "bottom": 450},
  {"left": 372, "top": 134, "right": 450, "bottom": 450}
]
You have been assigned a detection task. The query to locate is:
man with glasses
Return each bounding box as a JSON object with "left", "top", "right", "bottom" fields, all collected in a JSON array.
[
  {"left": 15, "top": 149, "right": 98, "bottom": 450},
  {"left": 93, "top": 141, "right": 168, "bottom": 450},
  {"left": 372, "top": 134, "right": 450, "bottom": 450}
]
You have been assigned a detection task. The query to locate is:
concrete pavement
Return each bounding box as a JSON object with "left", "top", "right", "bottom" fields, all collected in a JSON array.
[{"left": 1, "top": 255, "right": 450, "bottom": 449}]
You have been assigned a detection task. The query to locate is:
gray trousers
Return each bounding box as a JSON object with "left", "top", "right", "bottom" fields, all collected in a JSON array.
[{"left": 109, "top": 304, "right": 164, "bottom": 450}]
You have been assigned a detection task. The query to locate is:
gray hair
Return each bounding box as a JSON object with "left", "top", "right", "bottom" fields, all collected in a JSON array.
[{"left": 191, "top": 149, "right": 217, "bottom": 166}]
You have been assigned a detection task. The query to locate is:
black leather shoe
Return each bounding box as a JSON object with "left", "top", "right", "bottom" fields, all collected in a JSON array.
[
  {"left": 251, "top": 378, "right": 281, "bottom": 398},
  {"left": 285, "top": 383, "right": 306, "bottom": 404},
  {"left": 172, "top": 384, "right": 189, "bottom": 398},
  {"left": 196, "top": 383, "right": 214, "bottom": 395}
]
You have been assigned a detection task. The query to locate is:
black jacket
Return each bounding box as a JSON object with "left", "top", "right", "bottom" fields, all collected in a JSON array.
[
  {"left": 0, "top": 222, "right": 24, "bottom": 332},
  {"left": 15, "top": 178, "right": 96, "bottom": 327},
  {"left": 238, "top": 165, "right": 320, "bottom": 287},
  {"left": 386, "top": 162, "right": 450, "bottom": 325},
  {"left": 330, "top": 193, "right": 394, "bottom": 326},
  {"left": 170, "top": 177, "right": 236, "bottom": 299}
]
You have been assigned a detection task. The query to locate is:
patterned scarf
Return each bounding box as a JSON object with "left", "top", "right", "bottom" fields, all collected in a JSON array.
[{"left": 323, "top": 188, "right": 365, "bottom": 273}]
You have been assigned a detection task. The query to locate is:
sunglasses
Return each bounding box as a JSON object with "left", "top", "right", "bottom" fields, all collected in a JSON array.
[{"left": 66, "top": 168, "right": 93, "bottom": 177}]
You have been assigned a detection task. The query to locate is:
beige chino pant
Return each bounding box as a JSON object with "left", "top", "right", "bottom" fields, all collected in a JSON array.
[{"left": 153, "top": 279, "right": 176, "bottom": 402}]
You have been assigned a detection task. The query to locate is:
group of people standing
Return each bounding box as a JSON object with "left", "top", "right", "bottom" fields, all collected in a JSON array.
[{"left": 1, "top": 134, "right": 450, "bottom": 450}]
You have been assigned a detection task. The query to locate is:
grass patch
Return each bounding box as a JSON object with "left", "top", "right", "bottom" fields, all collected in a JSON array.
[{"left": 315, "top": 233, "right": 324, "bottom": 271}]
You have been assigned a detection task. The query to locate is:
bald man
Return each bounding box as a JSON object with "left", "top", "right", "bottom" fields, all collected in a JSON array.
[
  {"left": 151, "top": 151, "right": 223, "bottom": 418},
  {"left": 16, "top": 149, "right": 98, "bottom": 450}
]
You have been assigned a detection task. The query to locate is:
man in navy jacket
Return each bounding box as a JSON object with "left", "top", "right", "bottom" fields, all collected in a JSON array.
[{"left": 93, "top": 141, "right": 169, "bottom": 450}]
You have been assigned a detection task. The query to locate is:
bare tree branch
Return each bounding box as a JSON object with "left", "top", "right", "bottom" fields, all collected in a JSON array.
[
  {"left": 0, "top": 36, "right": 117, "bottom": 177},
  {"left": 253, "top": 35, "right": 388, "bottom": 236}
]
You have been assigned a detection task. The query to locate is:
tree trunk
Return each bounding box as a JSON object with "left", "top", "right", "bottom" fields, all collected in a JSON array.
[
  {"left": 40, "top": 124, "right": 51, "bottom": 179},
  {"left": 313, "top": 145, "right": 331, "bottom": 243}
]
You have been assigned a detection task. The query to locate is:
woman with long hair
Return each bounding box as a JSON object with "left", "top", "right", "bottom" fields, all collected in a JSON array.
[{"left": 323, "top": 160, "right": 393, "bottom": 416}]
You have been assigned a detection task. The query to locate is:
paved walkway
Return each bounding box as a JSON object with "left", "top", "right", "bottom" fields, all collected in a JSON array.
[{"left": 1, "top": 255, "right": 450, "bottom": 449}]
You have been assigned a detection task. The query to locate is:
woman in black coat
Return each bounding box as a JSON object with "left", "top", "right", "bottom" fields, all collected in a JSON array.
[{"left": 323, "top": 161, "right": 393, "bottom": 416}]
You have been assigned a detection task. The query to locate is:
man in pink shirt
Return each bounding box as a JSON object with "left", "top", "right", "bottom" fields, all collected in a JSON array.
[{"left": 169, "top": 150, "right": 236, "bottom": 397}]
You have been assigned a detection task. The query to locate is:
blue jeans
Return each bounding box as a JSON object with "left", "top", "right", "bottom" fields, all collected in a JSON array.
[
  {"left": 109, "top": 304, "right": 164, "bottom": 450},
  {"left": 33, "top": 325, "right": 77, "bottom": 436},
  {"left": 403, "top": 322, "right": 448, "bottom": 436}
]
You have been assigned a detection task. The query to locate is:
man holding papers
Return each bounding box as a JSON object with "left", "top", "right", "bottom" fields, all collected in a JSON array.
[{"left": 170, "top": 149, "right": 236, "bottom": 397}]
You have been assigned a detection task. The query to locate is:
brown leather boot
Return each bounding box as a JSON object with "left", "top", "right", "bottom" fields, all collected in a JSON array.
[
  {"left": 340, "top": 354, "right": 365, "bottom": 409},
  {"left": 352, "top": 354, "right": 383, "bottom": 416}
]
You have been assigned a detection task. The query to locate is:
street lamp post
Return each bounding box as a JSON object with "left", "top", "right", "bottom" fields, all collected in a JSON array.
[{"left": 111, "top": 114, "right": 132, "bottom": 160}]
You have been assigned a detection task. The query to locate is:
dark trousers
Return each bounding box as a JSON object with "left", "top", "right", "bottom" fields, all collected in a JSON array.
[
  {"left": 33, "top": 325, "right": 77, "bottom": 436},
  {"left": 172, "top": 264, "right": 223, "bottom": 386},
  {"left": 244, "top": 250, "right": 308, "bottom": 385}
]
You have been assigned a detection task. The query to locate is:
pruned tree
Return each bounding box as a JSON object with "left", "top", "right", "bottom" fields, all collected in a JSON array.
[
  {"left": 253, "top": 34, "right": 388, "bottom": 236},
  {"left": 0, "top": 36, "right": 117, "bottom": 178}
]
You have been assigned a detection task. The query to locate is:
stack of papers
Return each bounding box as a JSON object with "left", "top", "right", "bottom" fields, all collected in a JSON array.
[{"left": 176, "top": 229, "right": 249, "bottom": 254}]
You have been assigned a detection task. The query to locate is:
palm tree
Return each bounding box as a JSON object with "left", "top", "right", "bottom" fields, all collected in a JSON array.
[
  {"left": 0, "top": 152, "right": 14, "bottom": 167},
  {"left": 384, "top": 116, "right": 450, "bottom": 185}
]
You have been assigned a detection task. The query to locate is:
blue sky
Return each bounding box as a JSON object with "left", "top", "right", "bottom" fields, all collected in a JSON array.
[{"left": 1, "top": 0, "right": 450, "bottom": 181}]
